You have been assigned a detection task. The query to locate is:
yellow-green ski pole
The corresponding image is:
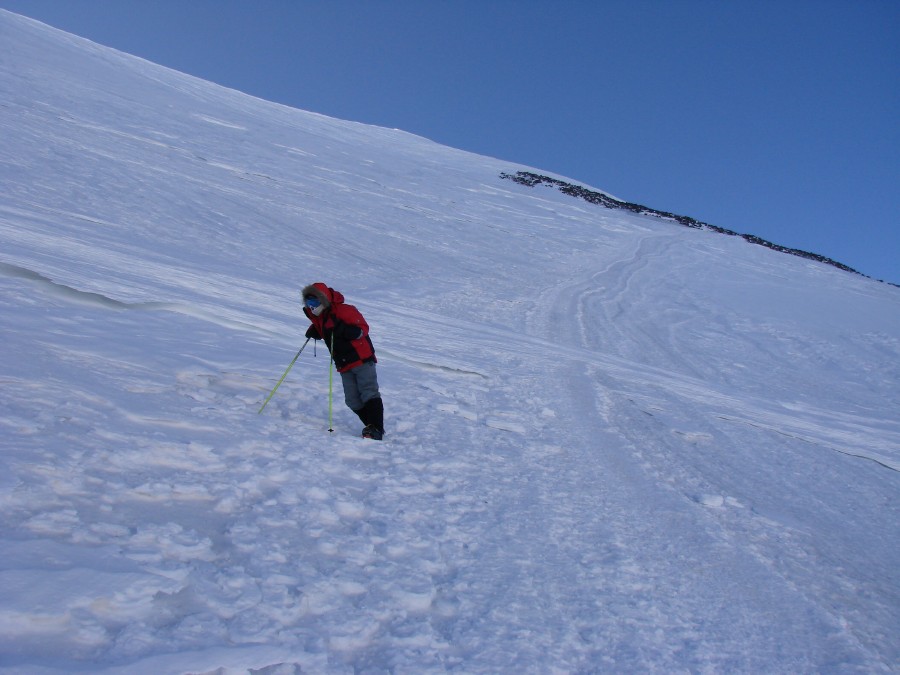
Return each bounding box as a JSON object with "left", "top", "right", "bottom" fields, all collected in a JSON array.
[
  {"left": 328, "top": 332, "right": 335, "bottom": 433},
  {"left": 258, "top": 338, "right": 310, "bottom": 414}
]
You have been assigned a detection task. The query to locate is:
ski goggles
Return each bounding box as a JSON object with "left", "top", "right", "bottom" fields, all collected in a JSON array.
[{"left": 304, "top": 296, "right": 321, "bottom": 309}]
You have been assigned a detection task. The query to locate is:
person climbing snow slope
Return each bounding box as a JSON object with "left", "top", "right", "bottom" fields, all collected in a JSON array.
[{"left": 302, "top": 282, "right": 385, "bottom": 440}]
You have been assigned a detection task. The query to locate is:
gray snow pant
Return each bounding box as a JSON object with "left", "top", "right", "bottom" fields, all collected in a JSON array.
[{"left": 340, "top": 361, "right": 380, "bottom": 411}]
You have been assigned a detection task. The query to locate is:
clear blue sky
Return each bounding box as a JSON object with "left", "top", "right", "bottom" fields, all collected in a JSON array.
[{"left": 3, "top": 0, "right": 897, "bottom": 283}]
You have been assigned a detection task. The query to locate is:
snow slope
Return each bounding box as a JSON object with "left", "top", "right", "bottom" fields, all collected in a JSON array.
[{"left": 1, "top": 10, "right": 898, "bottom": 674}]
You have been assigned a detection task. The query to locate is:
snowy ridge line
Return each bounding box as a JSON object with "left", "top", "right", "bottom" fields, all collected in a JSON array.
[
  {"left": 0, "top": 261, "right": 159, "bottom": 310},
  {"left": 501, "top": 171, "right": 895, "bottom": 284},
  {"left": 379, "top": 350, "right": 488, "bottom": 380},
  {"left": 628, "top": 373, "right": 900, "bottom": 474},
  {"left": 0, "top": 260, "right": 281, "bottom": 338},
  {"left": 716, "top": 414, "right": 900, "bottom": 473}
]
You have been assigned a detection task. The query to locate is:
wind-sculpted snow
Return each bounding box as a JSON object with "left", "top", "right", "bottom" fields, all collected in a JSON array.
[{"left": 1, "top": 9, "right": 899, "bottom": 674}]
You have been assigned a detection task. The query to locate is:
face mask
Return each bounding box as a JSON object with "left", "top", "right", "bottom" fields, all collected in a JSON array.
[{"left": 305, "top": 296, "right": 324, "bottom": 315}]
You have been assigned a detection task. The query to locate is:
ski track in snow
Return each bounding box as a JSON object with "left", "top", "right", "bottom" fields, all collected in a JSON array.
[{"left": 1, "top": 10, "right": 899, "bottom": 673}]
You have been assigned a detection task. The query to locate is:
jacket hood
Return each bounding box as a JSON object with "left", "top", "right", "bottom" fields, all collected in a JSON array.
[{"left": 302, "top": 282, "right": 344, "bottom": 311}]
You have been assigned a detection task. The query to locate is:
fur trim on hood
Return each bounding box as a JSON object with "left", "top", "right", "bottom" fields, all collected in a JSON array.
[{"left": 302, "top": 282, "right": 344, "bottom": 310}]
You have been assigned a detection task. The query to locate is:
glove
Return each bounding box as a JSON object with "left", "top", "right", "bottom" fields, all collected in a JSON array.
[{"left": 305, "top": 325, "right": 321, "bottom": 340}]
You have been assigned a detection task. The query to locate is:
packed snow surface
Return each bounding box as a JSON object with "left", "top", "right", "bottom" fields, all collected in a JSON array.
[{"left": 1, "top": 10, "right": 898, "bottom": 674}]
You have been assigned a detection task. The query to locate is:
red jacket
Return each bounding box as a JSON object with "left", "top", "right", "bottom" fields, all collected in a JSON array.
[{"left": 302, "top": 283, "right": 376, "bottom": 373}]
